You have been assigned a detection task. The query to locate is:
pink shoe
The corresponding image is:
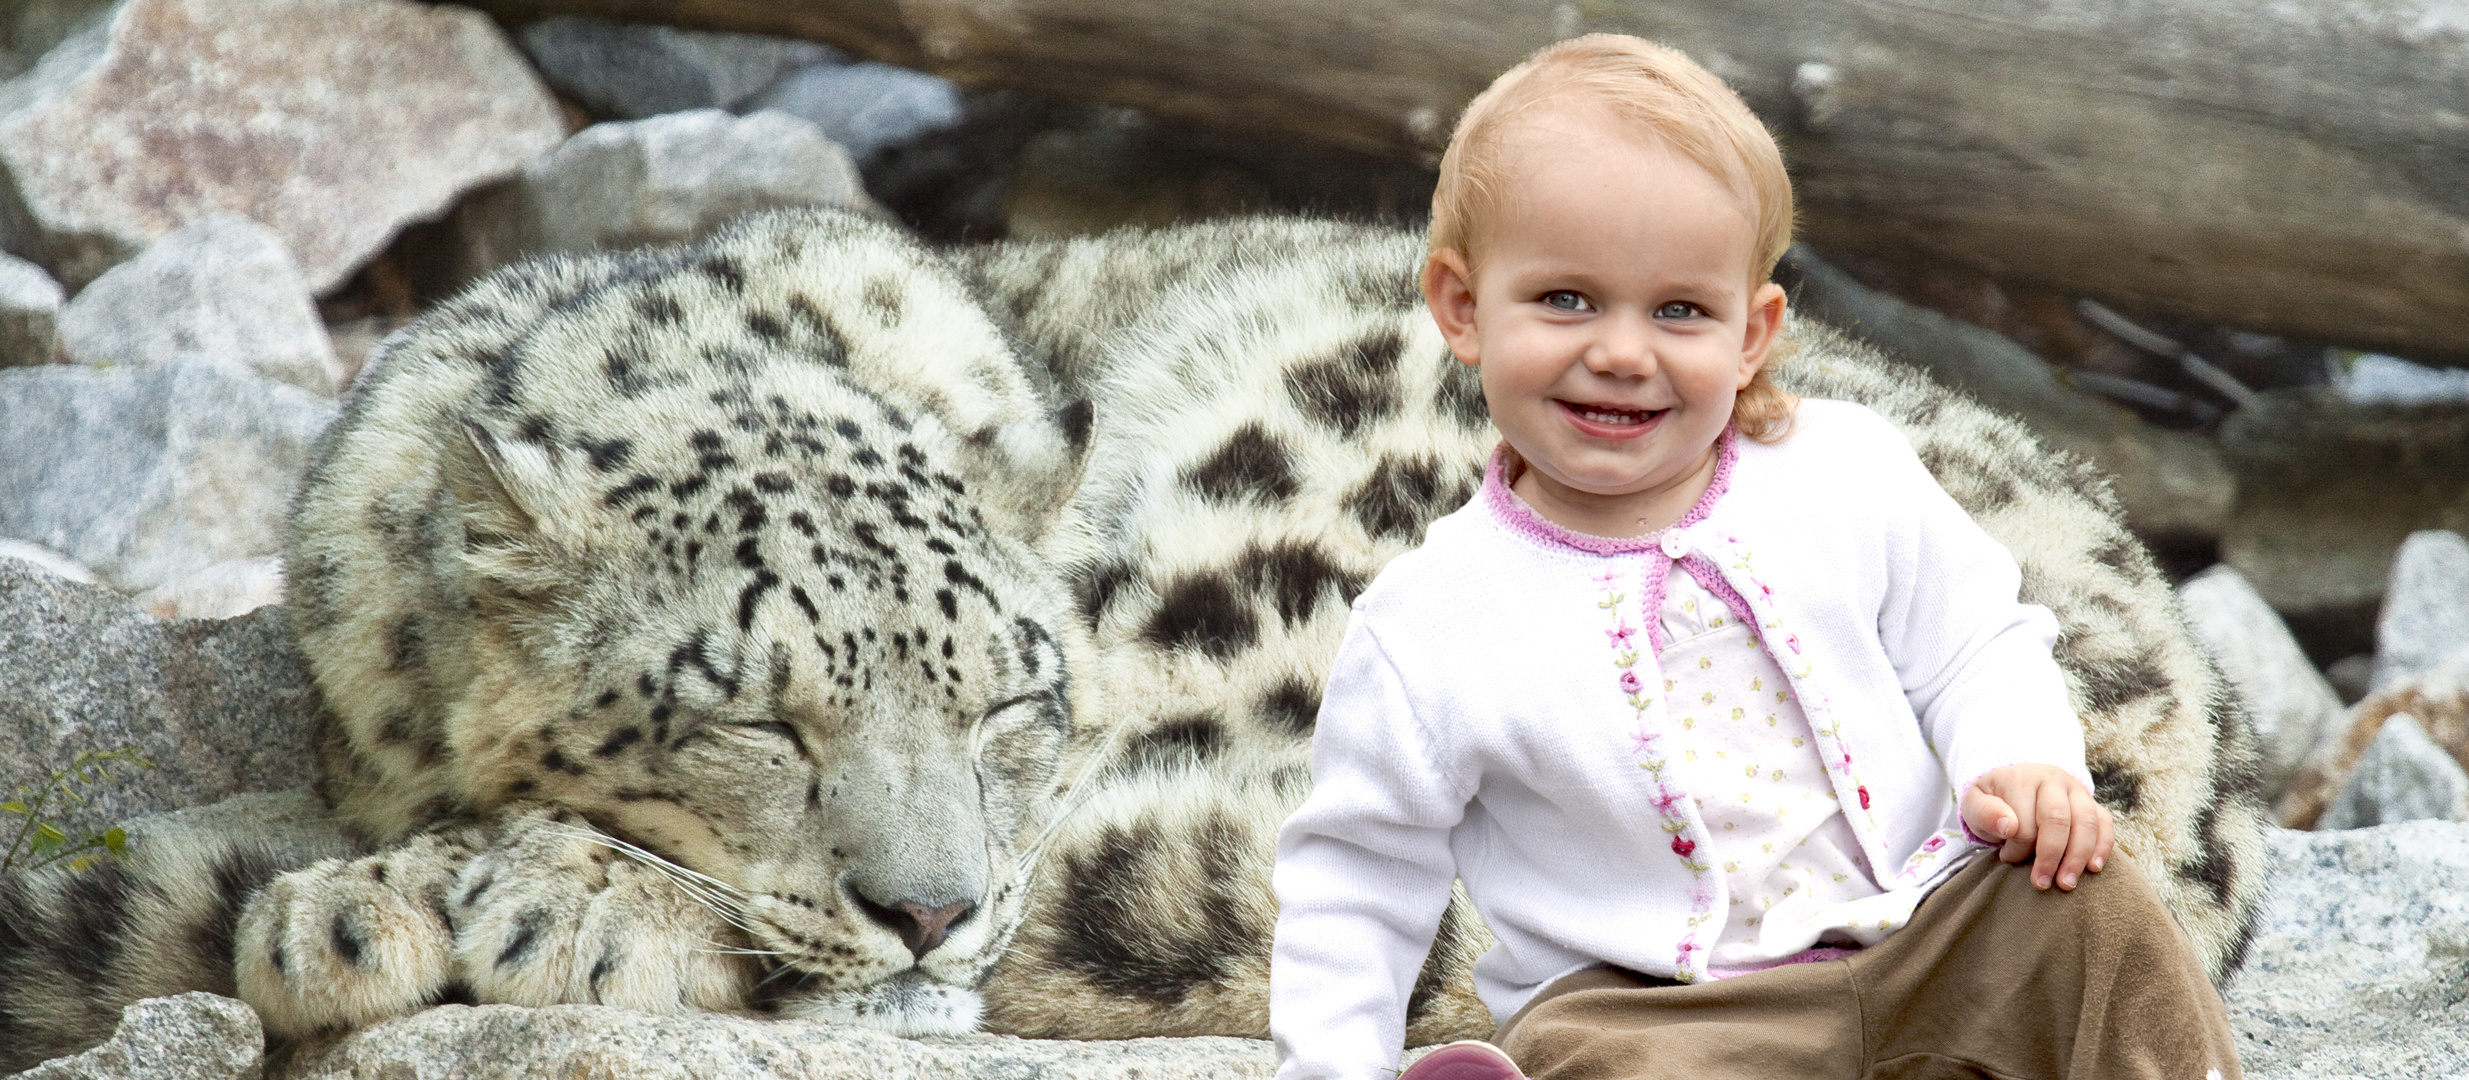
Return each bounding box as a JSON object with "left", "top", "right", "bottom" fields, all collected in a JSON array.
[{"left": 1401, "top": 1040, "right": 1527, "bottom": 1080}]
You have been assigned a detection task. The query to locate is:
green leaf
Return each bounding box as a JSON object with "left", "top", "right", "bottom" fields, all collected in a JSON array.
[
  {"left": 103, "top": 826, "right": 126, "bottom": 853},
  {"left": 0, "top": 801, "right": 25, "bottom": 815},
  {"left": 68, "top": 853, "right": 100, "bottom": 873}
]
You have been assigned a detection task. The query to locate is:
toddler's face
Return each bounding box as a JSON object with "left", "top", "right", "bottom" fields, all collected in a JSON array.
[{"left": 1427, "top": 109, "right": 1784, "bottom": 535}]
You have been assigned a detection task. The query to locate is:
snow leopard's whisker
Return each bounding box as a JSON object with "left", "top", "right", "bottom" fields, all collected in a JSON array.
[
  {"left": 695, "top": 943, "right": 791, "bottom": 957},
  {"left": 540, "top": 824, "right": 767, "bottom": 932}
]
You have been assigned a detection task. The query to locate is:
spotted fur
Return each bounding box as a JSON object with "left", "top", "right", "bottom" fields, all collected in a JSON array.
[{"left": 0, "top": 210, "right": 2263, "bottom": 1069}]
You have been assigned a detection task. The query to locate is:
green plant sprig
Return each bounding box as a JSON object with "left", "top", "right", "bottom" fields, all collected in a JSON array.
[{"left": 1, "top": 747, "right": 157, "bottom": 874}]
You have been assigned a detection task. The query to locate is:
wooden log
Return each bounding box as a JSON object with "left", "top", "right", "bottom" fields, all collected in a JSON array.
[{"left": 467, "top": 0, "right": 2469, "bottom": 363}]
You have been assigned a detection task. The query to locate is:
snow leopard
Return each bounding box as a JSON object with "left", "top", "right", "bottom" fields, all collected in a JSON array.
[{"left": 0, "top": 208, "right": 2264, "bottom": 1069}]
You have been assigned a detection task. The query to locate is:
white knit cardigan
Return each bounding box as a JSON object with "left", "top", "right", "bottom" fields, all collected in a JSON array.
[{"left": 1268, "top": 400, "right": 2091, "bottom": 1080}]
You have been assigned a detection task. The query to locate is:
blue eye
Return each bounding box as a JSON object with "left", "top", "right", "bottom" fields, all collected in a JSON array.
[
  {"left": 1542, "top": 291, "right": 1591, "bottom": 312},
  {"left": 1656, "top": 301, "right": 1701, "bottom": 319}
]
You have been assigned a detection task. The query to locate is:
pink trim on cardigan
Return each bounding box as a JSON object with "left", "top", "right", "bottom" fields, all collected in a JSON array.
[{"left": 1480, "top": 427, "right": 1740, "bottom": 557}]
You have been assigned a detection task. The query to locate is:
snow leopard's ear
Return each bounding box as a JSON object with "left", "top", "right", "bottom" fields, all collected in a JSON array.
[
  {"left": 954, "top": 395, "right": 1091, "bottom": 542},
  {"left": 447, "top": 421, "right": 593, "bottom": 601}
]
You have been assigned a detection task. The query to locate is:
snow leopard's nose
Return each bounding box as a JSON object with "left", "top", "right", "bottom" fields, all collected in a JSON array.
[{"left": 855, "top": 893, "right": 975, "bottom": 958}]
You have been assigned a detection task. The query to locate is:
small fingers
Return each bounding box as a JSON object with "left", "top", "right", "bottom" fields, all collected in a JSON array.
[
  {"left": 2031, "top": 778, "right": 2074, "bottom": 889},
  {"left": 1995, "top": 782, "right": 2038, "bottom": 866},
  {"left": 2054, "top": 784, "right": 2102, "bottom": 890},
  {"left": 2091, "top": 799, "right": 2114, "bottom": 874}
]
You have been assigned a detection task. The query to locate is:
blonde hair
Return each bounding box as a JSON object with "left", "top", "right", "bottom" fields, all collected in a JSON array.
[{"left": 1429, "top": 34, "right": 1799, "bottom": 442}]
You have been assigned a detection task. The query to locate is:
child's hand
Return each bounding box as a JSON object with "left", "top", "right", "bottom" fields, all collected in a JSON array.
[{"left": 1961, "top": 764, "right": 2113, "bottom": 891}]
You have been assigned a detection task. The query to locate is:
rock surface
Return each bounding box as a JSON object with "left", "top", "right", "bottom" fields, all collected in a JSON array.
[
  {"left": 2372, "top": 530, "right": 2469, "bottom": 695},
  {"left": 56, "top": 214, "right": 340, "bottom": 396},
  {"left": 0, "top": 358, "right": 332, "bottom": 595},
  {"left": 0, "top": 560, "right": 322, "bottom": 839},
  {"left": 749, "top": 60, "right": 965, "bottom": 163},
  {"left": 2316, "top": 713, "right": 2469, "bottom": 830},
  {"left": 517, "top": 15, "right": 829, "bottom": 120},
  {"left": 2224, "top": 822, "right": 2469, "bottom": 1079},
  {"left": 282, "top": 1006, "right": 1277, "bottom": 1080},
  {"left": 449, "top": 109, "right": 872, "bottom": 285},
  {"left": 0, "top": 0, "right": 564, "bottom": 292},
  {"left": 0, "top": 249, "right": 62, "bottom": 366},
  {"left": 7, "top": 992, "right": 263, "bottom": 1080},
  {"left": 2178, "top": 565, "right": 2347, "bottom": 800},
  {"left": 1777, "top": 247, "right": 2234, "bottom": 543}
]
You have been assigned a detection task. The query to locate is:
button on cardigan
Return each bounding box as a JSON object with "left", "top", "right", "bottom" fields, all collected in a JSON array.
[{"left": 1268, "top": 400, "right": 2090, "bottom": 1080}]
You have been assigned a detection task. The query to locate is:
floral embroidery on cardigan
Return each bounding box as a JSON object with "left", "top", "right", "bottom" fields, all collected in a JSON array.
[{"left": 1599, "top": 566, "right": 1715, "bottom": 979}]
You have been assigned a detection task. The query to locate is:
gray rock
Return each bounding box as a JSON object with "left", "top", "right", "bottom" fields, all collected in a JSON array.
[
  {"left": 2178, "top": 565, "right": 2347, "bottom": 800},
  {"left": 2373, "top": 530, "right": 2469, "bottom": 694},
  {"left": 450, "top": 109, "right": 873, "bottom": 284},
  {"left": 0, "top": 562, "right": 322, "bottom": 840},
  {"left": 1777, "top": 247, "right": 2235, "bottom": 542},
  {"left": 0, "top": 0, "right": 564, "bottom": 292},
  {"left": 6, "top": 992, "right": 262, "bottom": 1080},
  {"left": 0, "top": 249, "right": 63, "bottom": 366},
  {"left": 2325, "top": 654, "right": 2375, "bottom": 706},
  {"left": 746, "top": 61, "right": 964, "bottom": 162},
  {"left": 516, "top": 16, "right": 831, "bottom": 120},
  {"left": 284, "top": 1005, "right": 1273, "bottom": 1080},
  {"left": 2316, "top": 713, "right": 2469, "bottom": 830},
  {"left": 0, "top": 538, "right": 91, "bottom": 583},
  {"left": 2225, "top": 822, "right": 2469, "bottom": 1078},
  {"left": 56, "top": 215, "right": 340, "bottom": 396},
  {"left": 0, "top": 358, "right": 332, "bottom": 595}
]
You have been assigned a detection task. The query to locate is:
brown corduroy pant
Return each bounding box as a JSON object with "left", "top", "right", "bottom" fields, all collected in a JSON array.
[{"left": 1493, "top": 852, "right": 2241, "bottom": 1080}]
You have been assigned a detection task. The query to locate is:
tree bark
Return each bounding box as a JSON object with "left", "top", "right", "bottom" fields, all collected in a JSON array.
[{"left": 471, "top": 0, "right": 2469, "bottom": 363}]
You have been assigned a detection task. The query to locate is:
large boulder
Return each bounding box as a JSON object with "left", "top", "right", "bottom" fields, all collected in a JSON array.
[
  {"left": 2371, "top": 530, "right": 2469, "bottom": 695},
  {"left": 55, "top": 214, "right": 341, "bottom": 396},
  {"left": 0, "top": 0, "right": 564, "bottom": 292},
  {"left": 0, "top": 562, "right": 323, "bottom": 840},
  {"left": 448, "top": 108, "right": 873, "bottom": 285},
  {"left": 2224, "top": 822, "right": 2469, "bottom": 1078},
  {"left": 0, "top": 358, "right": 331, "bottom": 598},
  {"left": 283, "top": 1005, "right": 1277, "bottom": 1080}
]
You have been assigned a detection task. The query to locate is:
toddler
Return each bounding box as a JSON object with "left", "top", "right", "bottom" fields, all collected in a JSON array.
[{"left": 1268, "top": 35, "right": 2241, "bottom": 1080}]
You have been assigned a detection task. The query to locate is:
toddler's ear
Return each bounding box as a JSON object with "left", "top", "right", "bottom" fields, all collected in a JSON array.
[
  {"left": 1423, "top": 249, "right": 1482, "bottom": 366},
  {"left": 1737, "top": 281, "right": 1789, "bottom": 387}
]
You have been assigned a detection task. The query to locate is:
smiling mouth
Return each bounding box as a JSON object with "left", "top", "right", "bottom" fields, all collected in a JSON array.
[{"left": 1556, "top": 400, "right": 1666, "bottom": 434}]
